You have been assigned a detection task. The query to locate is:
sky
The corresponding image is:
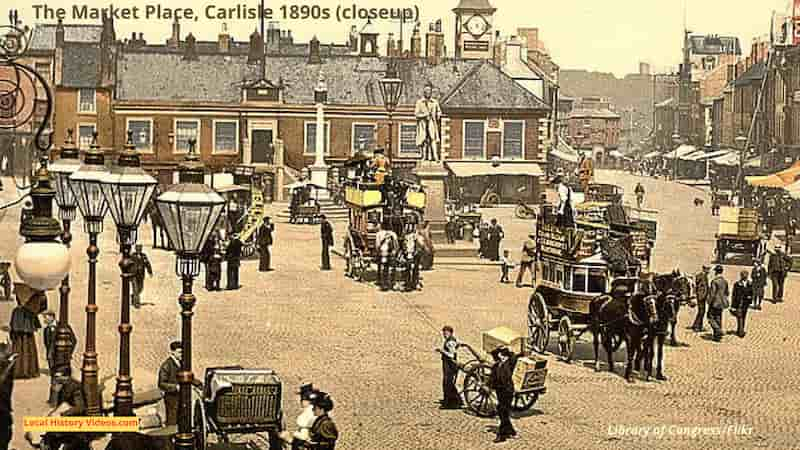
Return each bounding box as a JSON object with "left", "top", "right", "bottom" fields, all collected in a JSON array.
[{"left": 11, "top": 0, "right": 795, "bottom": 77}]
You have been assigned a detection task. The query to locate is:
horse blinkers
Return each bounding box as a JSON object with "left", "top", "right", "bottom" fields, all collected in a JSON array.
[{"left": 645, "top": 295, "right": 659, "bottom": 323}]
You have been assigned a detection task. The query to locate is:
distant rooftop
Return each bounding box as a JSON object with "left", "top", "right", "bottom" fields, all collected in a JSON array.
[
  {"left": 29, "top": 23, "right": 104, "bottom": 51},
  {"left": 567, "top": 108, "right": 621, "bottom": 119},
  {"left": 689, "top": 35, "right": 741, "bottom": 56}
]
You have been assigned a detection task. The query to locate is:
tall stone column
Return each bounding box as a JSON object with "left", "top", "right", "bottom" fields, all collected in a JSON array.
[
  {"left": 310, "top": 74, "right": 329, "bottom": 200},
  {"left": 413, "top": 160, "right": 449, "bottom": 244}
]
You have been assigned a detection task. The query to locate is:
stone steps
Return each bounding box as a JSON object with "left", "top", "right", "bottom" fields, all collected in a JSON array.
[{"left": 275, "top": 199, "right": 349, "bottom": 221}]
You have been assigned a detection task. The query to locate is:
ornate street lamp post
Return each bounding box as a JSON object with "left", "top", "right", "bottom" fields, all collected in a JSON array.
[
  {"left": 156, "top": 141, "right": 225, "bottom": 450},
  {"left": 101, "top": 131, "right": 157, "bottom": 417},
  {"left": 48, "top": 129, "right": 82, "bottom": 374},
  {"left": 68, "top": 132, "right": 110, "bottom": 415},
  {"left": 14, "top": 158, "right": 71, "bottom": 291},
  {"left": 378, "top": 61, "right": 404, "bottom": 157}
]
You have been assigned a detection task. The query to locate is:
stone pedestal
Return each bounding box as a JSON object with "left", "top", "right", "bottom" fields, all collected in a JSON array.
[
  {"left": 310, "top": 165, "right": 329, "bottom": 200},
  {"left": 413, "top": 160, "right": 449, "bottom": 244}
]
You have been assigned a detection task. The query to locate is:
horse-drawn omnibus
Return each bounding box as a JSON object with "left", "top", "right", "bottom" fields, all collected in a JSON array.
[
  {"left": 527, "top": 205, "right": 644, "bottom": 362},
  {"left": 342, "top": 177, "right": 426, "bottom": 283}
]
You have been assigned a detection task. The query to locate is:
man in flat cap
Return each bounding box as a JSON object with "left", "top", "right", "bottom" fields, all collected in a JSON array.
[
  {"left": 488, "top": 347, "right": 522, "bottom": 443},
  {"left": 226, "top": 233, "right": 243, "bottom": 290}
]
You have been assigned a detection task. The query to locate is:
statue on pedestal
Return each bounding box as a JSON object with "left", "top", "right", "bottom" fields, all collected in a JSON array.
[{"left": 415, "top": 81, "right": 442, "bottom": 162}]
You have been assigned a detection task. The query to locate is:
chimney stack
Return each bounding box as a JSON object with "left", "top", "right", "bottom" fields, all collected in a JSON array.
[
  {"left": 425, "top": 20, "right": 445, "bottom": 65},
  {"left": 349, "top": 25, "right": 359, "bottom": 53},
  {"left": 410, "top": 23, "right": 421, "bottom": 57},
  {"left": 218, "top": 23, "right": 231, "bottom": 53},
  {"left": 183, "top": 33, "right": 198, "bottom": 60},
  {"left": 55, "top": 19, "right": 65, "bottom": 48},
  {"left": 167, "top": 17, "right": 180, "bottom": 48},
  {"left": 308, "top": 36, "right": 322, "bottom": 64},
  {"left": 248, "top": 29, "right": 264, "bottom": 63}
]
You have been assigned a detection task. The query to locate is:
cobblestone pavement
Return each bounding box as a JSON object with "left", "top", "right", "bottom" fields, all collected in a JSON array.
[{"left": 3, "top": 171, "right": 799, "bottom": 450}]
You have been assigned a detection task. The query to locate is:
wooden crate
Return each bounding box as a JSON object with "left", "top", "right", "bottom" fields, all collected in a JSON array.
[
  {"left": 482, "top": 327, "right": 524, "bottom": 355},
  {"left": 512, "top": 356, "right": 547, "bottom": 392}
]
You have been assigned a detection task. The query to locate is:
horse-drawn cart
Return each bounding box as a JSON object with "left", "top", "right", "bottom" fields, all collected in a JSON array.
[
  {"left": 715, "top": 207, "right": 763, "bottom": 263},
  {"left": 449, "top": 328, "right": 547, "bottom": 417},
  {"left": 193, "top": 367, "right": 284, "bottom": 450}
]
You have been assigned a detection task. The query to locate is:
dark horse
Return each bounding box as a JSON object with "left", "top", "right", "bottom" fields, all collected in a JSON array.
[
  {"left": 639, "top": 271, "right": 692, "bottom": 381},
  {"left": 143, "top": 195, "right": 173, "bottom": 251},
  {"left": 590, "top": 288, "right": 659, "bottom": 382}
]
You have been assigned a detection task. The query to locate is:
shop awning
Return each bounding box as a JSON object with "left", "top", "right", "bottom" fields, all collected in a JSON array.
[
  {"left": 446, "top": 161, "right": 544, "bottom": 178},
  {"left": 710, "top": 151, "right": 741, "bottom": 166},
  {"left": 748, "top": 161, "right": 800, "bottom": 187},
  {"left": 785, "top": 179, "right": 800, "bottom": 199},
  {"left": 663, "top": 144, "right": 697, "bottom": 159},
  {"left": 608, "top": 150, "right": 625, "bottom": 159},
  {"left": 549, "top": 148, "right": 579, "bottom": 163}
]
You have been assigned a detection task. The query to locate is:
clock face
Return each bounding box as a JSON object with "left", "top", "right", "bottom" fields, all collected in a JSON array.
[{"left": 465, "top": 15, "right": 489, "bottom": 39}]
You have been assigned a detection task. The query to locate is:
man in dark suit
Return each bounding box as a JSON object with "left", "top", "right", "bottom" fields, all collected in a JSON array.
[
  {"left": 691, "top": 265, "right": 710, "bottom": 331},
  {"left": 731, "top": 270, "right": 754, "bottom": 338},
  {"left": 257, "top": 217, "right": 275, "bottom": 272},
  {"left": 130, "top": 244, "right": 153, "bottom": 308},
  {"left": 434, "top": 326, "right": 462, "bottom": 410},
  {"left": 488, "top": 347, "right": 521, "bottom": 443},
  {"left": 320, "top": 215, "right": 334, "bottom": 271},
  {"left": 488, "top": 219, "right": 504, "bottom": 262},
  {"left": 751, "top": 259, "right": 767, "bottom": 310},
  {"left": 226, "top": 234, "right": 243, "bottom": 290},
  {"left": 157, "top": 341, "right": 181, "bottom": 427},
  {"left": 707, "top": 265, "right": 729, "bottom": 342},
  {"left": 768, "top": 247, "right": 792, "bottom": 303}
]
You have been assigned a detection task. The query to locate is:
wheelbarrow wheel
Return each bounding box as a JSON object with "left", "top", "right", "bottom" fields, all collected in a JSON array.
[
  {"left": 193, "top": 400, "right": 208, "bottom": 450},
  {"left": 462, "top": 363, "right": 497, "bottom": 417},
  {"left": 511, "top": 391, "right": 539, "bottom": 412}
]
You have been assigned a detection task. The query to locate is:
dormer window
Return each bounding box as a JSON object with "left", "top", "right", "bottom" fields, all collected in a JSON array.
[{"left": 244, "top": 79, "right": 280, "bottom": 102}]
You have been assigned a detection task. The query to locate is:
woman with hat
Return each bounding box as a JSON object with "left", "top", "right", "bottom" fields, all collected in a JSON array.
[
  {"left": 308, "top": 392, "right": 338, "bottom": 450},
  {"left": 9, "top": 283, "right": 43, "bottom": 379},
  {"left": 281, "top": 383, "right": 319, "bottom": 449}
]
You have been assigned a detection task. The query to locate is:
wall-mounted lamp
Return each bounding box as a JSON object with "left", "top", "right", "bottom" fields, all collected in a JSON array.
[{"left": 168, "top": 132, "right": 175, "bottom": 146}]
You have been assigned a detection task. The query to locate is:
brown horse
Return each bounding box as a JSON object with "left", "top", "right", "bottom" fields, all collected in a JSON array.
[
  {"left": 639, "top": 271, "right": 692, "bottom": 381},
  {"left": 143, "top": 195, "right": 173, "bottom": 251}
]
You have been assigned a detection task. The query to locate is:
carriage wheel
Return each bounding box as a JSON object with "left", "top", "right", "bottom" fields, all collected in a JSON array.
[
  {"left": 511, "top": 391, "right": 539, "bottom": 412},
  {"left": 193, "top": 400, "right": 208, "bottom": 450},
  {"left": 558, "top": 316, "right": 576, "bottom": 362},
  {"left": 528, "top": 292, "right": 550, "bottom": 354},
  {"left": 462, "top": 363, "right": 498, "bottom": 418}
]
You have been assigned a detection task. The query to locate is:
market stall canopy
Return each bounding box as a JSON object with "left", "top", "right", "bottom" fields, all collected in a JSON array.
[
  {"left": 285, "top": 180, "right": 326, "bottom": 190},
  {"left": 550, "top": 139, "right": 580, "bottom": 163},
  {"left": 683, "top": 149, "right": 732, "bottom": 161},
  {"left": 748, "top": 161, "right": 800, "bottom": 188},
  {"left": 709, "top": 151, "right": 741, "bottom": 166},
  {"left": 445, "top": 161, "right": 544, "bottom": 177},
  {"left": 642, "top": 151, "right": 661, "bottom": 159},
  {"left": 785, "top": 179, "right": 800, "bottom": 199},
  {"left": 608, "top": 150, "right": 626, "bottom": 159},
  {"left": 663, "top": 144, "right": 697, "bottom": 159}
]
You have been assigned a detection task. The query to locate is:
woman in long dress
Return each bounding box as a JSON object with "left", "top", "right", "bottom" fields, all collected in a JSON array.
[{"left": 10, "top": 286, "right": 42, "bottom": 379}]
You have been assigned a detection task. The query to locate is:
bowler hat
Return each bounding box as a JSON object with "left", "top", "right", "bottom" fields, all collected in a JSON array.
[
  {"left": 714, "top": 265, "right": 723, "bottom": 273},
  {"left": 169, "top": 341, "right": 182, "bottom": 351}
]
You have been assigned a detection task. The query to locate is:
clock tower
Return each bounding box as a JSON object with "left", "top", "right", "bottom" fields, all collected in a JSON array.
[{"left": 453, "top": 0, "right": 497, "bottom": 59}]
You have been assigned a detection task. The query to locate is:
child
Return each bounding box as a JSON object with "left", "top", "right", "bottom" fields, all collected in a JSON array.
[{"left": 500, "top": 250, "right": 515, "bottom": 283}]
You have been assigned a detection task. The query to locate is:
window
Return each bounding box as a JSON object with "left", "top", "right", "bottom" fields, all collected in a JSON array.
[
  {"left": 77, "top": 124, "right": 96, "bottom": 150},
  {"left": 213, "top": 120, "right": 238, "bottom": 154},
  {"left": 588, "top": 269, "right": 606, "bottom": 293},
  {"left": 78, "top": 88, "right": 96, "bottom": 113},
  {"left": 35, "top": 62, "right": 51, "bottom": 83},
  {"left": 352, "top": 124, "right": 376, "bottom": 154},
  {"left": 304, "top": 121, "right": 330, "bottom": 155},
  {"left": 572, "top": 267, "right": 588, "bottom": 292},
  {"left": 127, "top": 119, "right": 153, "bottom": 152},
  {"left": 463, "top": 121, "right": 486, "bottom": 159},
  {"left": 503, "top": 121, "right": 524, "bottom": 159},
  {"left": 399, "top": 123, "right": 418, "bottom": 154},
  {"left": 175, "top": 119, "right": 200, "bottom": 153}
]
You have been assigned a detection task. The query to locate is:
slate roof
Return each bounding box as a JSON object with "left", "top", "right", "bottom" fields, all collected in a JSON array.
[
  {"left": 733, "top": 62, "right": 766, "bottom": 87},
  {"left": 29, "top": 24, "right": 104, "bottom": 51},
  {"left": 117, "top": 51, "right": 549, "bottom": 110},
  {"left": 566, "top": 108, "right": 620, "bottom": 119},
  {"left": 61, "top": 43, "right": 101, "bottom": 88},
  {"left": 116, "top": 52, "right": 260, "bottom": 102},
  {"left": 689, "top": 35, "right": 741, "bottom": 56},
  {"left": 442, "top": 62, "right": 550, "bottom": 110}
]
